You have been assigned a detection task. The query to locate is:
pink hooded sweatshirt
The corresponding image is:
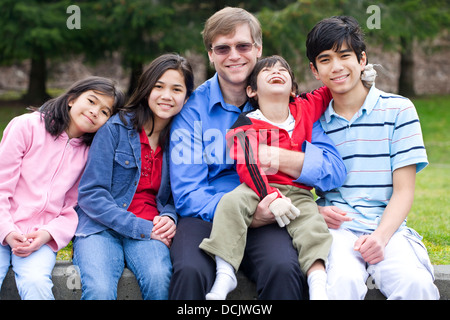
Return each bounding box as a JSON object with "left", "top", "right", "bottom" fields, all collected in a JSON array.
[{"left": 0, "top": 112, "right": 88, "bottom": 251}]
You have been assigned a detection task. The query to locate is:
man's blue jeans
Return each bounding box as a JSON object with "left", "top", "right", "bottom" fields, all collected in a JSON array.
[{"left": 73, "top": 229, "right": 172, "bottom": 300}]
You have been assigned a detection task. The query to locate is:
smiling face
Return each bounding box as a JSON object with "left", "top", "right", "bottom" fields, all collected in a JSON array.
[
  {"left": 310, "top": 43, "right": 367, "bottom": 96},
  {"left": 208, "top": 23, "right": 262, "bottom": 92},
  {"left": 247, "top": 61, "right": 295, "bottom": 103},
  {"left": 147, "top": 69, "right": 188, "bottom": 124},
  {"left": 67, "top": 90, "right": 114, "bottom": 138}
]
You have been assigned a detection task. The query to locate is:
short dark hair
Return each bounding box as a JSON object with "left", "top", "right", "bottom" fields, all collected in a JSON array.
[
  {"left": 306, "top": 16, "right": 367, "bottom": 69},
  {"left": 247, "top": 55, "right": 298, "bottom": 109}
]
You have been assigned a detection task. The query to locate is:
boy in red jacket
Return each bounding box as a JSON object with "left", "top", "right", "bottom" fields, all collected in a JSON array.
[{"left": 200, "top": 56, "right": 347, "bottom": 300}]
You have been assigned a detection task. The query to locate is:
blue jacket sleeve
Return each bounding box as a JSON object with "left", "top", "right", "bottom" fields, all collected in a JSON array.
[
  {"left": 77, "top": 122, "right": 154, "bottom": 239},
  {"left": 295, "top": 121, "right": 347, "bottom": 192},
  {"left": 156, "top": 148, "right": 178, "bottom": 224}
]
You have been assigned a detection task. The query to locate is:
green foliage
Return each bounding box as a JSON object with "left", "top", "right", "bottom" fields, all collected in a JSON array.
[
  {"left": 97, "top": 0, "right": 177, "bottom": 65},
  {"left": 414, "top": 95, "right": 450, "bottom": 164},
  {"left": 409, "top": 96, "right": 450, "bottom": 264},
  {"left": 256, "top": 0, "right": 450, "bottom": 81},
  {"left": 0, "top": 0, "right": 77, "bottom": 63},
  {"left": 0, "top": 0, "right": 448, "bottom": 99}
]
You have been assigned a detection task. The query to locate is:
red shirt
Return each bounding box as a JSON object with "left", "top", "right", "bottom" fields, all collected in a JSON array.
[
  {"left": 127, "top": 128, "right": 162, "bottom": 221},
  {"left": 227, "top": 87, "right": 331, "bottom": 200}
]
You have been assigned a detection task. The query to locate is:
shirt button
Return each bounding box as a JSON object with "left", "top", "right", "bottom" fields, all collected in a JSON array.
[
  {"left": 123, "top": 203, "right": 127, "bottom": 207},
  {"left": 125, "top": 160, "right": 130, "bottom": 165},
  {"left": 140, "top": 234, "right": 145, "bottom": 238}
]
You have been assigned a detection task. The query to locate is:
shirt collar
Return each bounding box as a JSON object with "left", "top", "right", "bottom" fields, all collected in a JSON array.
[
  {"left": 111, "top": 112, "right": 134, "bottom": 128},
  {"left": 360, "top": 85, "right": 381, "bottom": 115},
  {"left": 323, "top": 101, "right": 338, "bottom": 124},
  {"left": 323, "top": 85, "right": 381, "bottom": 123},
  {"left": 208, "top": 73, "right": 253, "bottom": 113}
]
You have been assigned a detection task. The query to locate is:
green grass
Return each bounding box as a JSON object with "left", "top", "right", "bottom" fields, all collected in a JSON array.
[
  {"left": 410, "top": 165, "right": 450, "bottom": 264},
  {"left": 0, "top": 105, "right": 28, "bottom": 129},
  {"left": 414, "top": 95, "right": 450, "bottom": 164},
  {"left": 0, "top": 93, "right": 449, "bottom": 264},
  {"left": 407, "top": 95, "right": 450, "bottom": 265}
]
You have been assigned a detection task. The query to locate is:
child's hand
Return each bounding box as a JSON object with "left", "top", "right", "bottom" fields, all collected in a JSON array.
[
  {"left": 269, "top": 197, "right": 301, "bottom": 227},
  {"left": 12, "top": 230, "right": 52, "bottom": 257},
  {"left": 151, "top": 216, "right": 176, "bottom": 248},
  {"left": 5, "top": 231, "right": 29, "bottom": 249}
]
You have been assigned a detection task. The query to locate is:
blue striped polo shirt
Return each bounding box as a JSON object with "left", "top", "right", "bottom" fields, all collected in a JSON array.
[{"left": 316, "top": 86, "right": 428, "bottom": 233}]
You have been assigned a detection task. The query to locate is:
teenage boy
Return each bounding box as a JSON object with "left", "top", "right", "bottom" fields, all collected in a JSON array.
[
  {"left": 169, "top": 8, "right": 344, "bottom": 300},
  {"left": 306, "top": 15, "right": 440, "bottom": 300}
]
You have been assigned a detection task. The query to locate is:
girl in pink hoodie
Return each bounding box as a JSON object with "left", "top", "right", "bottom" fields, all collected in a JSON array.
[{"left": 0, "top": 77, "right": 124, "bottom": 299}]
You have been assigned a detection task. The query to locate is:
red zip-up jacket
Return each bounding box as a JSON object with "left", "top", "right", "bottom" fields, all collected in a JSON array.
[{"left": 226, "top": 87, "right": 331, "bottom": 200}]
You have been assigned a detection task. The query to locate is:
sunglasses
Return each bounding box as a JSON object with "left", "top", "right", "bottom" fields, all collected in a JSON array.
[{"left": 210, "top": 42, "right": 256, "bottom": 55}]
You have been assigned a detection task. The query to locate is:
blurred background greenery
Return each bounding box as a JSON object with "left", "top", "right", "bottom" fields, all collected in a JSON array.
[{"left": 0, "top": 0, "right": 449, "bottom": 104}]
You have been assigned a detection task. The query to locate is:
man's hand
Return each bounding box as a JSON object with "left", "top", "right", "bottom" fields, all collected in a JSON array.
[
  {"left": 258, "top": 144, "right": 279, "bottom": 175},
  {"left": 318, "top": 205, "right": 352, "bottom": 229},
  {"left": 258, "top": 144, "right": 303, "bottom": 179},
  {"left": 250, "top": 192, "right": 278, "bottom": 228}
]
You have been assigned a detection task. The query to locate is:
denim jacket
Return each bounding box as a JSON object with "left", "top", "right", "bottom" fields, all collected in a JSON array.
[{"left": 75, "top": 113, "right": 177, "bottom": 239}]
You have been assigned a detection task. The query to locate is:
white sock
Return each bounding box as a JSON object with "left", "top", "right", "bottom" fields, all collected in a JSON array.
[
  {"left": 307, "top": 270, "right": 328, "bottom": 300},
  {"left": 206, "top": 256, "right": 237, "bottom": 300}
]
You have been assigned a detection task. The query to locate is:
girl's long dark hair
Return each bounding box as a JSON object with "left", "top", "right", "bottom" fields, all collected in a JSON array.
[
  {"left": 120, "top": 53, "right": 194, "bottom": 150},
  {"left": 35, "top": 76, "right": 124, "bottom": 146}
]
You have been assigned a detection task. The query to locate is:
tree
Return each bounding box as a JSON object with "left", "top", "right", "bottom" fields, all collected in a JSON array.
[
  {"left": 91, "top": 1, "right": 176, "bottom": 96},
  {"left": 0, "top": 0, "right": 300, "bottom": 102},
  {"left": 0, "top": 0, "right": 87, "bottom": 104},
  {"left": 368, "top": 0, "right": 450, "bottom": 97},
  {"left": 102, "top": 0, "right": 299, "bottom": 95},
  {"left": 257, "top": 0, "right": 450, "bottom": 96}
]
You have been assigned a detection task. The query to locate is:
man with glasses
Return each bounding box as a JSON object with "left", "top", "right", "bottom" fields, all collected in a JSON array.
[{"left": 168, "top": 7, "right": 337, "bottom": 300}]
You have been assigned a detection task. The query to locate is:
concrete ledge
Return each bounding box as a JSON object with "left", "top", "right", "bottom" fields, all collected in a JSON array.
[{"left": 1, "top": 261, "right": 448, "bottom": 300}]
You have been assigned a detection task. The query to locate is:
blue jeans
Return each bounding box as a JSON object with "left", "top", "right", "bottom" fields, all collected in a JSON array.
[
  {"left": 0, "top": 243, "right": 56, "bottom": 300},
  {"left": 73, "top": 229, "right": 172, "bottom": 300}
]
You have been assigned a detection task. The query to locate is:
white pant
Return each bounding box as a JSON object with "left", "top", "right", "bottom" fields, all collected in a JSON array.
[{"left": 326, "top": 228, "right": 440, "bottom": 300}]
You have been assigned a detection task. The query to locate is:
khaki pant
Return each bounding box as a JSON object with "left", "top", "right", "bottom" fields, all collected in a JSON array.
[{"left": 199, "top": 183, "right": 332, "bottom": 275}]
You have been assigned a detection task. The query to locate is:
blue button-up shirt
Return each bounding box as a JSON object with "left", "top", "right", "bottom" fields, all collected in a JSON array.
[{"left": 169, "top": 73, "right": 346, "bottom": 222}]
